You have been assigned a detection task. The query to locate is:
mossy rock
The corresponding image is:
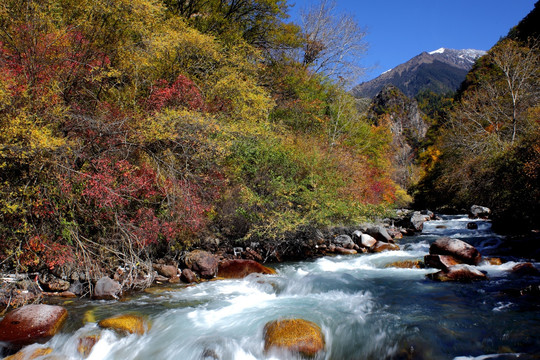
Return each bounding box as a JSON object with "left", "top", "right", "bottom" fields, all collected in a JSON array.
[
  {"left": 385, "top": 260, "right": 423, "bottom": 269},
  {"left": 4, "top": 347, "right": 53, "bottom": 360},
  {"left": 98, "top": 314, "right": 148, "bottom": 335},
  {"left": 263, "top": 318, "right": 325, "bottom": 357}
]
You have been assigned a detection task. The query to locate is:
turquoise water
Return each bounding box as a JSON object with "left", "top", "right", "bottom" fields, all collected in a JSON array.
[{"left": 2, "top": 216, "right": 539, "bottom": 359}]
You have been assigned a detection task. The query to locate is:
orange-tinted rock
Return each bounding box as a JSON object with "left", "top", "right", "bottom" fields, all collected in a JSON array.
[
  {"left": 424, "top": 254, "right": 461, "bottom": 270},
  {"left": 77, "top": 335, "right": 101, "bottom": 357},
  {"left": 98, "top": 314, "right": 147, "bottom": 335},
  {"left": 4, "top": 347, "right": 53, "bottom": 360},
  {"left": 185, "top": 250, "right": 218, "bottom": 279},
  {"left": 168, "top": 275, "right": 181, "bottom": 284},
  {"left": 152, "top": 264, "right": 178, "bottom": 278},
  {"left": 427, "top": 265, "right": 487, "bottom": 282},
  {"left": 385, "top": 260, "right": 423, "bottom": 269},
  {"left": 218, "top": 259, "right": 276, "bottom": 279},
  {"left": 264, "top": 319, "right": 325, "bottom": 357},
  {"left": 0, "top": 305, "right": 68, "bottom": 348},
  {"left": 482, "top": 257, "right": 503, "bottom": 266},
  {"left": 371, "top": 242, "right": 400, "bottom": 253},
  {"left": 334, "top": 247, "right": 357, "bottom": 255}
]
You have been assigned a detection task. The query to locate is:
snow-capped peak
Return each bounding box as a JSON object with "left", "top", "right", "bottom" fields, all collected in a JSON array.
[{"left": 429, "top": 47, "right": 446, "bottom": 55}]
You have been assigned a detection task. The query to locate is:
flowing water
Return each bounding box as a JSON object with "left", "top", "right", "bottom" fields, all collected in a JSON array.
[{"left": 3, "top": 216, "right": 540, "bottom": 359}]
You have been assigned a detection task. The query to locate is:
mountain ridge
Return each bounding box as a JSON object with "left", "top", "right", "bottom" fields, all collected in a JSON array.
[{"left": 353, "top": 48, "right": 486, "bottom": 99}]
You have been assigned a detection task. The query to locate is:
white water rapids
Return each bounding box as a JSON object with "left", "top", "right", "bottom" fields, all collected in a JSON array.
[{"left": 2, "top": 216, "right": 539, "bottom": 359}]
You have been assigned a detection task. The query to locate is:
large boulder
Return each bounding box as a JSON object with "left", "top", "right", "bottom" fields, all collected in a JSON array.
[
  {"left": 424, "top": 254, "right": 461, "bottom": 270},
  {"left": 0, "top": 304, "right": 68, "bottom": 348},
  {"left": 184, "top": 250, "right": 218, "bottom": 279},
  {"left": 93, "top": 277, "right": 122, "bottom": 299},
  {"left": 469, "top": 205, "right": 491, "bottom": 219},
  {"left": 263, "top": 319, "right": 325, "bottom": 357},
  {"left": 410, "top": 211, "right": 431, "bottom": 231},
  {"left": 218, "top": 259, "right": 276, "bottom": 279},
  {"left": 427, "top": 264, "right": 487, "bottom": 282},
  {"left": 429, "top": 237, "right": 482, "bottom": 265},
  {"left": 366, "top": 226, "right": 393, "bottom": 243},
  {"left": 98, "top": 314, "right": 148, "bottom": 335}
]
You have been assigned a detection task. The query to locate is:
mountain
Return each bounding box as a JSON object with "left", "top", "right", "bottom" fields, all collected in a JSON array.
[{"left": 352, "top": 48, "right": 486, "bottom": 99}]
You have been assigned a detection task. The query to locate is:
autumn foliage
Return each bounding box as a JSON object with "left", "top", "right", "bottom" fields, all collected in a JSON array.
[{"left": 0, "top": 0, "right": 398, "bottom": 279}]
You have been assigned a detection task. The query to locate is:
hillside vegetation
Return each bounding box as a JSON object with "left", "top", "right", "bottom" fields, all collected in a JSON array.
[
  {"left": 0, "top": 0, "right": 399, "bottom": 277},
  {"left": 413, "top": 2, "right": 540, "bottom": 231}
]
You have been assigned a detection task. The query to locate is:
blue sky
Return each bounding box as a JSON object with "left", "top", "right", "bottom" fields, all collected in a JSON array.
[{"left": 287, "top": 1, "right": 537, "bottom": 82}]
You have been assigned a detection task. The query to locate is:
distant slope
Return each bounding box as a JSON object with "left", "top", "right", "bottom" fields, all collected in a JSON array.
[{"left": 352, "top": 48, "right": 486, "bottom": 99}]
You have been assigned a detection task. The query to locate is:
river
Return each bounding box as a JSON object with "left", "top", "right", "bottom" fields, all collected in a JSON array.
[{"left": 5, "top": 215, "right": 540, "bottom": 359}]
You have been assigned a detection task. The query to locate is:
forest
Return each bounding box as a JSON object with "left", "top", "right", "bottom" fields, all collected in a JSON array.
[{"left": 0, "top": 0, "right": 538, "bottom": 283}]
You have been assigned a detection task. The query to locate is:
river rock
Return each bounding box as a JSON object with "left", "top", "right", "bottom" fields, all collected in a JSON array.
[
  {"left": 263, "top": 319, "right": 325, "bottom": 357},
  {"left": 351, "top": 230, "right": 363, "bottom": 243},
  {"left": 78, "top": 334, "right": 100, "bottom": 357},
  {"left": 424, "top": 254, "right": 461, "bottom": 270},
  {"left": 334, "top": 247, "right": 357, "bottom": 255},
  {"left": 98, "top": 314, "right": 147, "bottom": 335},
  {"left": 510, "top": 263, "right": 539, "bottom": 276},
  {"left": 152, "top": 263, "right": 178, "bottom": 278},
  {"left": 93, "top": 277, "right": 122, "bottom": 299},
  {"left": 0, "top": 280, "right": 42, "bottom": 309},
  {"left": 360, "top": 234, "right": 377, "bottom": 249},
  {"left": 0, "top": 304, "right": 68, "bottom": 348},
  {"left": 181, "top": 268, "right": 198, "bottom": 283},
  {"left": 410, "top": 211, "right": 431, "bottom": 231},
  {"left": 333, "top": 235, "right": 354, "bottom": 248},
  {"left": 41, "top": 277, "right": 70, "bottom": 292},
  {"left": 4, "top": 347, "right": 54, "bottom": 360},
  {"left": 371, "top": 241, "right": 400, "bottom": 253},
  {"left": 366, "top": 226, "right": 393, "bottom": 243},
  {"left": 429, "top": 237, "right": 482, "bottom": 265},
  {"left": 466, "top": 222, "right": 478, "bottom": 230},
  {"left": 384, "top": 260, "right": 423, "bottom": 269},
  {"left": 427, "top": 264, "right": 487, "bottom": 282},
  {"left": 469, "top": 205, "right": 491, "bottom": 219},
  {"left": 69, "top": 280, "right": 84, "bottom": 296},
  {"left": 481, "top": 257, "right": 503, "bottom": 266},
  {"left": 184, "top": 250, "right": 218, "bottom": 279},
  {"left": 218, "top": 259, "right": 276, "bottom": 279}
]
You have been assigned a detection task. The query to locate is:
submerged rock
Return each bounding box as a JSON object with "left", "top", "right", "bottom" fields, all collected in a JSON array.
[
  {"left": 263, "top": 318, "right": 325, "bottom": 357},
  {"left": 0, "top": 304, "right": 68, "bottom": 348},
  {"left": 427, "top": 264, "right": 487, "bottom": 282},
  {"left": 429, "top": 237, "right": 482, "bottom": 265},
  {"left": 185, "top": 250, "right": 218, "bottom": 279},
  {"left": 424, "top": 254, "right": 461, "bottom": 270},
  {"left": 385, "top": 260, "right": 423, "bottom": 269},
  {"left": 510, "top": 263, "right": 539, "bottom": 276},
  {"left": 218, "top": 259, "right": 276, "bottom": 279},
  {"left": 466, "top": 222, "right": 478, "bottom": 230},
  {"left": 77, "top": 334, "right": 100, "bottom": 357},
  {"left": 98, "top": 314, "right": 148, "bottom": 335}
]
